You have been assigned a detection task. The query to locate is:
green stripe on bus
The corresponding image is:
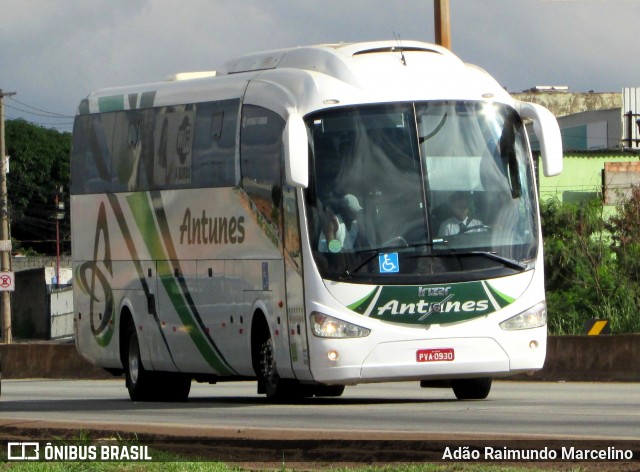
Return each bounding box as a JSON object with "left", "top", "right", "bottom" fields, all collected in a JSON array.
[
  {"left": 485, "top": 283, "right": 515, "bottom": 308},
  {"left": 105, "top": 193, "right": 179, "bottom": 367},
  {"left": 98, "top": 95, "right": 125, "bottom": 113},
  {"left": 126, "top": 192, "right": 235, "bottom": 376},
  {"left": 348, "top": 288, "right": 378, "bottom": 313}
]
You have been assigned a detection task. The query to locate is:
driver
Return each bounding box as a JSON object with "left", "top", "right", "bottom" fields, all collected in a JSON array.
[
  {"left": 318, "top": 194, "right": 367, "bottom": 253},
  {"left": 438, "top": 191, "right": 484, "bottom": 237}
]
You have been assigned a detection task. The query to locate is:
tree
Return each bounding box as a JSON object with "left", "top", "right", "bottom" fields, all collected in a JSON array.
[
  {"left": 5, "top": 119, "right": 71, "bottom": 254},
  {"left": 542, "top": 191, "right": 640, "bottom": 334},
  {"left": 607, "top": 186, "right": 640, "bottom": 280},
  {"left": 604, "top": 185, "right": 640, "bottom": 332}
]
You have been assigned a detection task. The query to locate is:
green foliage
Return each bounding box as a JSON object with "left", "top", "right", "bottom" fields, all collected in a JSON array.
[
  {"left": 606, "top": 186, "right": 640, "bottom": 282},
  {"left": 5, "top": 119, "right": 71, "bottom": 254},
  {"left": 541, "top": 190, "right": 640, "bottom": 334}
]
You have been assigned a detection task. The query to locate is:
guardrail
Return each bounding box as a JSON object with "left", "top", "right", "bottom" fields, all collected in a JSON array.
[{"left": 0, "top": 335, "right": 639, "bottom": 381}]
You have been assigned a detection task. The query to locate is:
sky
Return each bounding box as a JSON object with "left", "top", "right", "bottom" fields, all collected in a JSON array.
[{"left": 1, "top": 0, "right": 638, "bottom": 133}]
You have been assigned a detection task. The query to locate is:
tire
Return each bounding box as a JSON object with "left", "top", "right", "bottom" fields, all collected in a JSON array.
[
  {"left": 125, "top": 326, "right": 191, "bottom": 402},
  {"left": 259, "top": 336, "right": 285, "bottom": 400},
  {"left": 258, "top": 336, "right": 313, "bottom": 401},
  {"left": 125, "top": 327, "right": 155, "bottom": 401},
  {"left": 451, "top": 377, "right": 492, "bottom": 400}
]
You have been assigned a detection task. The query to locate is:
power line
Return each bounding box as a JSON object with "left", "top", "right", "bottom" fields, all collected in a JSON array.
[
  {"left": 3, "top": 96, "right": 74, "bottom": 132},
  {"left": 6, "top": 97, "right": 73, "bottom": 118},
  {"left": 5, "top": 102, "right": 72, "bottom": 120},
  {"left": 4, "top": 112, "right": 74, "bottom": 131}
]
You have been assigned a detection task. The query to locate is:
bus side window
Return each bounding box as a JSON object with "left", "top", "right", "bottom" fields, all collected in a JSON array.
[
  {"left": 70, "top": 113, "right": 114, "bottom": 195},
  {"left": 112, "top": 109, "right": 155, "bottom": 192},
  {"left": 240, "top": 105, "right": 286, "bottom": 238},
  {"left": 192, "top": 99, "right": 240, "bottom": 188}
]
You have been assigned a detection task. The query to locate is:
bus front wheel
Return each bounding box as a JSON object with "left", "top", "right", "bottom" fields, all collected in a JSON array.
[
  {"left": 451, "top": 377, "right": 492, "bottom": 400},
  {"left": 259, "top": 336, "right": 289, "bottom": 399},
  {"left": 258, "top": 336, "right": 315, "bottom": 401}
]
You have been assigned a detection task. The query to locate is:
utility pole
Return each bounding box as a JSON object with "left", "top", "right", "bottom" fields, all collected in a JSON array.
[
  {"left": 434, "top": 0, "right": 451, "bottom": 49},
  {"left": 0, "top": 89, "right": 15, "bottom": 344}
]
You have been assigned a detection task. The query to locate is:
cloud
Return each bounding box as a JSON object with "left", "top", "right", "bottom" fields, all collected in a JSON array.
[{"left": 1, "top": 0, "right": 637, "bottom": 131}]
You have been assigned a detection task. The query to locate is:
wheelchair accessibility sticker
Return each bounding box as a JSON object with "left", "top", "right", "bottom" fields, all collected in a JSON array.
[{"left": 379, "top": 253, "right": 399, "bottom": 273}]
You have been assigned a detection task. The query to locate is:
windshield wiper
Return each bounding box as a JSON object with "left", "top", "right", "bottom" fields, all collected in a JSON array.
[{"left": 433, "top": 251, "right": 529, "bottom": 272}]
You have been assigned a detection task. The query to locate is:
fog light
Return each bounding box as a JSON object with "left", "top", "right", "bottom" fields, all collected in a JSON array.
[
  {"left": 328, "top": 350, "right": 339, "bottom": 361},
  {"left": 529, "top": 340, "right": 539, "bottom": 349}
]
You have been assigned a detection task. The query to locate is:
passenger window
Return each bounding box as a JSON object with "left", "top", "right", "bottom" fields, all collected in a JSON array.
[
  {"left": 192, "top": 100, "right": 240, "bottom": 188},
  {"left": 240, "top": 105, "right": 285, "bottom": 238}
]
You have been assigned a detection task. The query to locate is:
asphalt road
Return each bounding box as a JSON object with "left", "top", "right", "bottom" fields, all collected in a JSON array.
[{"left": 0, "top": 379, "right": 638, "bottom": 441}]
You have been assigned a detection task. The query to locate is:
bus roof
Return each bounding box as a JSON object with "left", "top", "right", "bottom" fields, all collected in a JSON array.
[{"left": 78, "top": 40, "right": 512, "bottom": 116}]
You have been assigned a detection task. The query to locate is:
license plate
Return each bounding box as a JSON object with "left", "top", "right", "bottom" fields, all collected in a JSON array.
[{"left": 416, "top": 348, "right": 455, "bottom": 362}]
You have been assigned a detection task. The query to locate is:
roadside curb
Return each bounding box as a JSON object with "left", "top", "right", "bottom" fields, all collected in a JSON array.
[
  {"left": 1, "top": 335, "right": 639, "bottom": 381},
  {"left": 519, "top": 334, "right": 640, "bottom": 382},
  {"left": 1, "top": 343, "right": 114, "bottom": 380}
]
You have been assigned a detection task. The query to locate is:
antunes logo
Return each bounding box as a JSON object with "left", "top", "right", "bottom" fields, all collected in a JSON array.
[
  {"left": 176, "top": 115, "right": 192, "bottom": 164},
  {"left": 351, "top": 281, "right": 510, "bottom": 325},
  {"left": 75, "top": 201, "right": 115, "bottom": 346},
  {"left": 376, "top": 296, "right": 490, "bottom": 320},
  {"left": 179, "top": 208, "right": 245, "bottom": 245}
]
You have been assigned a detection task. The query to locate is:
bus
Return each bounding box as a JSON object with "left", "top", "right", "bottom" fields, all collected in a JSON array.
[{"left": 71, "top": 40, "right": 562, "bottom": 402}]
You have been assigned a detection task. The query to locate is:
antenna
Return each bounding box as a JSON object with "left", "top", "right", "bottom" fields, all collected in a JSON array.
[{"left": 393, "top": 32, "right": 407, "bottom": 66}]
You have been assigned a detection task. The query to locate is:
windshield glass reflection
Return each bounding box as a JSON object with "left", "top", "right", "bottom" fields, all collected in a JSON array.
[{"left": 305, "top": 101, "right": 538, "bottom": 284}]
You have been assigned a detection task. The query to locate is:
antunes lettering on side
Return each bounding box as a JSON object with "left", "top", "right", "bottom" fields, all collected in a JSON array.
[{"left": 179, "top": 208, "right": 245, "bottom": 245}]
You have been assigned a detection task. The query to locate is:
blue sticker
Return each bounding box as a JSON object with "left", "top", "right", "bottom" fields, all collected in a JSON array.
[
  {"left": 379, "top": 253, "right": 400, "bottom": 273},
  {"left": 262, "top": 261, "right": 269, "bottom": 290}
]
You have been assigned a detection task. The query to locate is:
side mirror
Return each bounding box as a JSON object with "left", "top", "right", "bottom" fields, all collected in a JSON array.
[
  {"left": 283, "top": 111, "right": 309, "bottom": 188},
  {"left": 515, "top": 101, "right": 563, "bottom": 177}
]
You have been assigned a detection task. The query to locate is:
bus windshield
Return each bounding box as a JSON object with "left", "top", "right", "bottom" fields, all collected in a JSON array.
[{"left": 305, "top": 101, "right": 538, "bottom": 284}]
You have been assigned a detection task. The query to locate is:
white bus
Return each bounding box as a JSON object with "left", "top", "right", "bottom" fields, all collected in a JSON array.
[{"left": 71, "top": 41, "right": 562, "bottom": 402}]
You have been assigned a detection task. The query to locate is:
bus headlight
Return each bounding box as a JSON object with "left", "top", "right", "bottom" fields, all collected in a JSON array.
[
  {"left": 310, "top": 312, "right": 371, "bottom": 338},
  {"left": 499, "top": 302, "right": 547, "bottom": 330}
]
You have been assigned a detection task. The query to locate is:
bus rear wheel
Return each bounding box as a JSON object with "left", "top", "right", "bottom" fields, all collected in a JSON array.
[
  {"left": 125, "top": 325, "right": 191, "bottom": 402},
  {"left": 451, "top": 377, "right": 492, "bottom": 400},
  {"left": 125, "top": 326, "right": 155, "bottom": 401}
]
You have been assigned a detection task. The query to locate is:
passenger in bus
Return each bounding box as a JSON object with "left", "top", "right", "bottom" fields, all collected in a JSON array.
[
  {"left": 318, "top": 194, "right": 367, "bottom": 253},
  {"left": 438, "top": 191, "right": 485, "bottom": 237}
]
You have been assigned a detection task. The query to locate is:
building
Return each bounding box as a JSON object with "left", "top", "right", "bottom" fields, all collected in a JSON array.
[{"left": 514, "top": 87, "right": 640, "bottom": 206}]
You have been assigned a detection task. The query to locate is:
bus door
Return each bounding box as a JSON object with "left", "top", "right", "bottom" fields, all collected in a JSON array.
[
  {"left": 283, "top": 185, "right": 313, "bottom": 381},
  {"left": 241, "top": 79, "right": 313, "bottom": 382}
]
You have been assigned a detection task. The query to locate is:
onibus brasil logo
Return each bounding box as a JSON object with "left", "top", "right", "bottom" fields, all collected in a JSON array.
[{"left": 7, "top": 441, "right": 152, "bottom": 461}]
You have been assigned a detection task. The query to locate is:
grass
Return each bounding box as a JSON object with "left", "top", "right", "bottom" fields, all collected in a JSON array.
[{"left": 0, "top": 462, "right": 590, "bottom": 472}]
